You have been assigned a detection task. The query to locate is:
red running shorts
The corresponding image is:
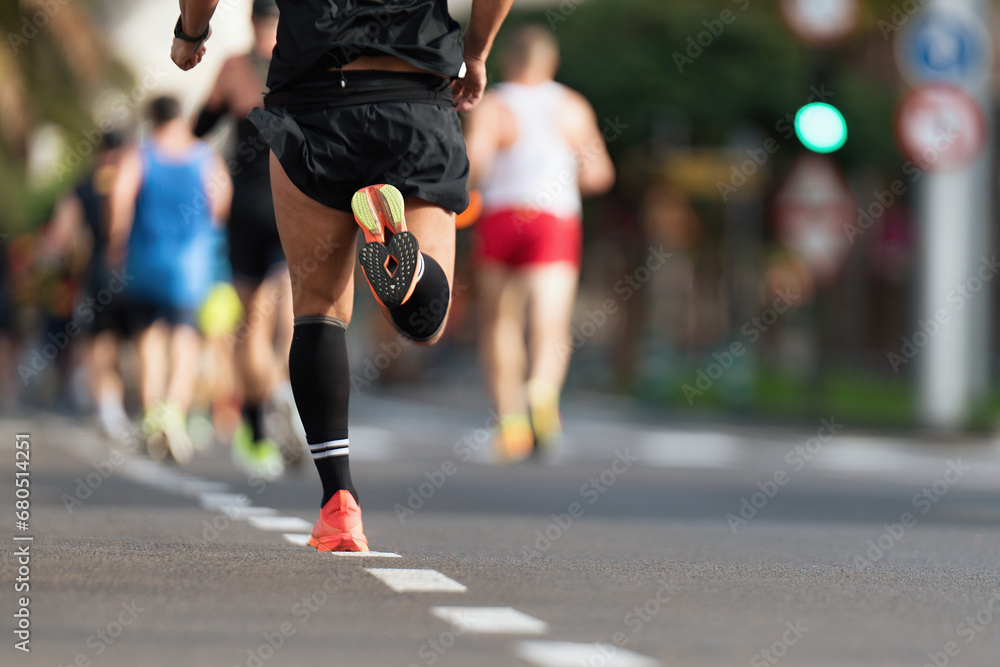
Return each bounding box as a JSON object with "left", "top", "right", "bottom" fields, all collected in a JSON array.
[{"left": 475, "top": 208, "right": 582, "bottom": 268}]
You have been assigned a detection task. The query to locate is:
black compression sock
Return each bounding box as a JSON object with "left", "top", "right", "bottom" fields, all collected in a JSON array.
[
  {"left": 389, "top": 253, "right": 450, "bottom": 342},
  {"left": 242, "top": 404, "right": 265, "bottom": 443},
  {"left": 288, "top": 316, "right": 358, "bottom": 506}
]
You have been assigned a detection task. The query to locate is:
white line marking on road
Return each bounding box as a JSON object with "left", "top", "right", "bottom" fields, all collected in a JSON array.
[
  {"left": 366, "top": 568, "right": 467, "bottom": 592},
  {"left": 517, "top": 641, "right": 659, "bottom": 667},
  {"left": 232, "top": 506, "right": 281, "bottom": 518},
  {"left": 246, "top": 516, "right": 313, "bottom": 532},
  {"left": 162, "top": 478, "right": 230, "bottom": 497},
  {"left": 197, "top": 493, "right": 279, "bottom": 518},
  {"left": 118, "top": 462, "right": 231, "bottom": 496},
  {"left": 811, "top": 438, "right": 917, "bottom": 472},
  {"left": 281, "top": 534, "right": 402, "bottom": 557},
  {"left": 198, "top": 492, "right": 248, "bottom": 510},
  {"left": 197, "top": 492, "right": 245, "bottom": 506},
  {"left": 638, "top": 431, "right": 740, "bottom": 469},
  {"left": 430, "top": 607, "right": 548, "bottom": 634},
  {"left": 119, "top": 459, "right": 170, "bottom": 476}
]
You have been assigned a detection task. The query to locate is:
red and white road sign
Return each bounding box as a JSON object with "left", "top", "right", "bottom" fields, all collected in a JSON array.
[
  {"left": 895, "top": 83, "right": 986, "bottom": 171},
  {"left": 779, "top": 0, "right": 860, "bottom": 45},
  {"left": 773, "top": 153, "right": 856, "bottom": 285}
]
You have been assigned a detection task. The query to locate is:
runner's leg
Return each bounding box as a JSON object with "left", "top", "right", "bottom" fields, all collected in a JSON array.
[
  {"left": 270, "top": 152, "right": 359, "bottom": 502},
  {"left": 525, "top": 262, "right": 578, "bottom": 447},
  {"left": 477, "top": 264, "right": 529, "bottom": 417},
  {"left": 525, "top": 263, "right": 578, "bottom": 392},
  {"left": 165, "top": 323, "right": 202, "bottom": 412},
  {"left": 137, "top": 321, "right": 168, "bottom": 409},
  {"left": 358, "top": 196, "right": 457, "bottom": 345}
]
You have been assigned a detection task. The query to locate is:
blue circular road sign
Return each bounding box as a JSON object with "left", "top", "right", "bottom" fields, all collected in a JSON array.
[{"left": 896, "top": 9, "right": 992, "bottom": 90}]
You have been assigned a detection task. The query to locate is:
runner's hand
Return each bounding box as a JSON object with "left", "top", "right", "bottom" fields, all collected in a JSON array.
[
  {"left": 452, "top": 57, "right": 487, "bottom": 111},
  {"left": 170, "top": 27, "right": 211, "bottom": 71}
]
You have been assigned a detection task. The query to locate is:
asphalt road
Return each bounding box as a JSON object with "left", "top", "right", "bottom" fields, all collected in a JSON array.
[{"left": 1, "top": 393, "right": 998, "bottom": 666}]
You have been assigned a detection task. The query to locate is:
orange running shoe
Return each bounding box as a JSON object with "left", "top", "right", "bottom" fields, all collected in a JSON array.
[
  {"left": 308, "top": 490, "right": 369, "bottom": 552},
  {"left": 492, "top": 414, "right": 534, "bottom": 464},
  {"left": 353, "top": 184, "right": 422, "bottom": 309}
]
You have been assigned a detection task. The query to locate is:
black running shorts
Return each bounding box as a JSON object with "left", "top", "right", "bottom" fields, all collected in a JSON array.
[
  {"left": 227, "top": 223, "right": 286, "bottom": 285},
  {"left": 248, "top": 70, "right": 469, "bottom": 215},
  {"left": 227, "top": 207, "right": 286, "bottom": 285},
  {"left": 121, "top": 298, "right": 197, "bottom": 332}
]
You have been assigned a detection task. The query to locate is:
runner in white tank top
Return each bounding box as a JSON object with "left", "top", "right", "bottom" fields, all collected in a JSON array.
[
  {"left": 464, "top": 25, "right": 615, "bottom": 463},
  {"left": 481, "top": 81, "right": 582, "bottom": 219}
]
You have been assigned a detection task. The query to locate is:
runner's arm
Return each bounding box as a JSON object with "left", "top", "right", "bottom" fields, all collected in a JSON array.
[
  {"left": 452, "top": 0, "right": 514, "bottom": 111},
  {"left": 106, "top": 148, "right": 143, "bottom": 267},
  {"left": 463, "top": 92, "right": 507, "bottom": 187},
  {"left": 564, "top": 91, "right": 615, "bottom": 197},
  {"left": 205, "top": 152, "right": 233, "bottom": 226},
  {"left": 171, "top": 0, "right": 221, "bottom": 71},
  {"left": 194, "top": 59, "right": 233, "bottom": 136},
  {"left": 38, "top": 194, "right": 84, "bottom": 262}
]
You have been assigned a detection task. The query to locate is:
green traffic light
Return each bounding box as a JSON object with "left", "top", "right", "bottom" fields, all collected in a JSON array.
[{"left": 794, "top": 102, "right": 847, "bottom": 153}]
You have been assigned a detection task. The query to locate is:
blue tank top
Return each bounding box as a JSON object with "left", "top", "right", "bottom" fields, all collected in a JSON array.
[{"left": 126, "top": 141, "right": 217, "bottom": 308}]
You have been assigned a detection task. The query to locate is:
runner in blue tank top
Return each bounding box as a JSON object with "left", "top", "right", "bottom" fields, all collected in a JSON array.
[
  {"left": 108, "top": 96, "right": 232, "bottom": 465},
  {"left": 127, "top": 141, "right": 217, "bottom": 309}
]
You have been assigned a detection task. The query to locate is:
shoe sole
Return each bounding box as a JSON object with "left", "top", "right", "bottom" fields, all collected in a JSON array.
[
  {"left": 358, "top": 232, "right": 420, "bottom": 308},
  {"left": 146, "top": 432, "right": 169, "bottom": 461},
  {"left": 164, "top": 426, "right": 193, "bottom": 466},
  {"left": 308, "top": 535, "right": 369, "bottom": 552},
  {"left": 530, "top": 405, "right": 562, "bottom": 459},
  {"left": 493, "top": 433, "right": 534, "bottom": 465},
  {"left": 354, "top": 185, "right": 420, "bottom": 309}
]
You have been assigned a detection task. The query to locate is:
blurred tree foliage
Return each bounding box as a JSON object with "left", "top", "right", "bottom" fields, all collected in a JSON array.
[
  {"left": 0, "top": 0, "right": 131, "bottom": 232},
  {"left": 0, "top": 0, "right": 940, "bottom": 232},
  {"left": 504, "top": 0, "right": 907, "bottom": 171}
]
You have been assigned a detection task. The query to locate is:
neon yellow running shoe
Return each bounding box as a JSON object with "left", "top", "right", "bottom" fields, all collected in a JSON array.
[{"left": 231, "top": 422, "right": 284, "bottom": 481}]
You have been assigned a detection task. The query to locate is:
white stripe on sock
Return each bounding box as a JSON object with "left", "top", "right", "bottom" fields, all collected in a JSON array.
[
  {"left": 308, "top": 438, "right": 349, "bottom": 451},
  {"left": 312, "top": 447, "right": 349, "bottom": 459}
]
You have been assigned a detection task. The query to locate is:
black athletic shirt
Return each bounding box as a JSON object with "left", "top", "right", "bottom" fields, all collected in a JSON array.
[
  {"left": 75, "top": 164, "right": 114, "bottom": 293},
  {"left": 232, "top": 53, "right": 272, "bottom": 198},
  {"left": 266, "top": 0, "right": 464, "bottom": 92}
]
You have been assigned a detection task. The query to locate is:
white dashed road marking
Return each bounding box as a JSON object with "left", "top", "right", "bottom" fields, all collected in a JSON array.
[
  {"left": 197, "top": 492, "right": 247, "bottom": 509},
  {"left": 281, "top": 534, "right": 402, "bottom": 557},
  {"left": 197, "top": 492, "right": 279, "bottom": 518},
  {"left": 430, "top": 607, "right": 548, "bottom": 635},
  {"left": 282, "top": 533, "right": 312, "bottom": 546},
  {"left": 246, "top": 515, "right": 314, "bottom": 532},
  {"left": 517, "top": 640, "right": 659, "bottom": 667},
  {"left": 366, "top": 568, "right": 467, "bottom": 592},
  {"left": 119, "top": 461, "right": 230, "bottom": 496},
  {"left": 638, "top": 431, "right": 741, "bottom": 469}
]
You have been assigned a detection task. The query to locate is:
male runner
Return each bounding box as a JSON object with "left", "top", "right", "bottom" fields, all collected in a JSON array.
[
  {"left": 171, "top": 0, "right": 513, "bottom": 551},
  {"left": 463, "top": 25, "right": 615, "bottom": 462},
  {"left": 41, "top": 132, "right": 130, "bottom": 440},
  {"left": 194, "top": 0, "right": 302, "bottom": 480},
  {"left": 108, "top": 96, "right": 232, "bottom": 464}
]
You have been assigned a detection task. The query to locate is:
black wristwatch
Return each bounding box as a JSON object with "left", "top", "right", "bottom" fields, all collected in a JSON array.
[{"left": 174, "top": 16, "right": 209, "bottom": 43}]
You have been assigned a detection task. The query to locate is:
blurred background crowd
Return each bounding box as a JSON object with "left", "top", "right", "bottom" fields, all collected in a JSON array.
[{"left": 1, "top": 0, "right": 999, "bottom": 441}]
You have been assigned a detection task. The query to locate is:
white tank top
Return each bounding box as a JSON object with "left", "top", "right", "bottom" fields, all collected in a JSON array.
[{"left": 480, "top": 82, "right": 582, "bottom": 218}]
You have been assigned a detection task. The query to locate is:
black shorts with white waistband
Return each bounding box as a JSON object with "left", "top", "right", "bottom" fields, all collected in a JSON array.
[{"left": 247, "top": 70, "right": 469, "bottom": 215}]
